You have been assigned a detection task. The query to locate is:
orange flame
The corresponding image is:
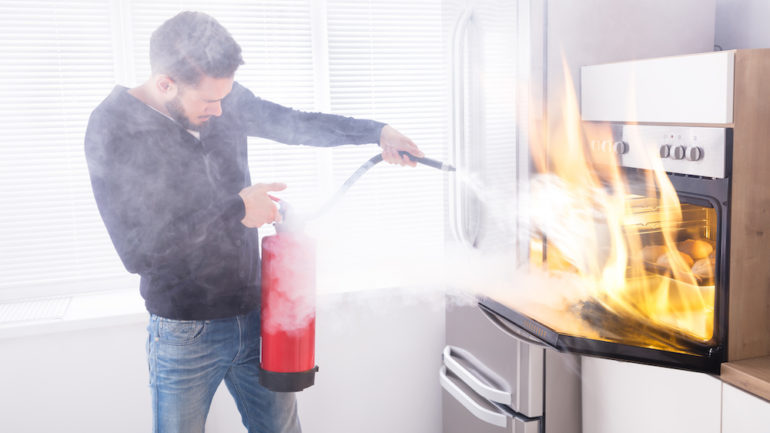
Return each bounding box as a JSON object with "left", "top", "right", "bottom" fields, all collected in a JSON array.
[{"left": 527, "top": 58, "right": 715, "bottom": 348}]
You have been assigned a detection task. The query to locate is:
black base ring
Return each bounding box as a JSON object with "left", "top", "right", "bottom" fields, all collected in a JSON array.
[{"left": 259, "top": 365, "right": 319, "bottom": 392}]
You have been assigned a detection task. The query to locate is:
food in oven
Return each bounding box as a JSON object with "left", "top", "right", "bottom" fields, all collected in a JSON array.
[
  {"left": 677, "top": 239, "right": 713, "bottom": 260},
  {"left": 655, "top": 250, "right": 695, "bottom": 268}
]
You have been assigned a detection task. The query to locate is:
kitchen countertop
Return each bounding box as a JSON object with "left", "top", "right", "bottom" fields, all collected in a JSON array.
[{"left": 721, "top": 356, "right": 770, "bottom": 401}]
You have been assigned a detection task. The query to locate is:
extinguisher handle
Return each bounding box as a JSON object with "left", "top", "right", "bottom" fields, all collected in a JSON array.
[
  {"left": 268, "top": 194, "right": 303, "bottom": 231},
  {"left": 267, "top": 194, "right": 287, "bottom": 224}
]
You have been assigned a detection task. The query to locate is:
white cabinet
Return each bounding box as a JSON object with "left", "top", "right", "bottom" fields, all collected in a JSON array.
[
  {"left": 582, "top": 357, "right": 722, "bottom": 433},
  {"left": 722, "top": 384, "right": 770, "bottom": 433}
]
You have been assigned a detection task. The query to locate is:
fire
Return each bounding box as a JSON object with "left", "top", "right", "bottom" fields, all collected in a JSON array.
[{"left": 526, "top": 61, "right": 715, "bottom": 351}]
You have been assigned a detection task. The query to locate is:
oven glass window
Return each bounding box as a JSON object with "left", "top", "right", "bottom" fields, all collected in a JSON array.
[{"left": 526, "top": 196, "right": 718, "bottom": 356}]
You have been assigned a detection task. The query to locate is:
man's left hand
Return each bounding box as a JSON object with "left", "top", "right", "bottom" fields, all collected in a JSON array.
[{"left": 379, "top": 125, "right": 424, "bottom": 167}]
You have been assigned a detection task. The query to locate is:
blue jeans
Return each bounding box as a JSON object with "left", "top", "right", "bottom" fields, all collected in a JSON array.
[{"left": 146, "top": 309, "right": 301, "bottom": 433}]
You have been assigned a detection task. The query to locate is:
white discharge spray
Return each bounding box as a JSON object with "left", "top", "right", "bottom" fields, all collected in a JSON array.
[{"left": 264, "top": 159, "right": 554, "bottom": 331}]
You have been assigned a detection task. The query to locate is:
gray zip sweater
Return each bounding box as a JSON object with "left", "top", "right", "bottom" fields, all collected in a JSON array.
[{"left": 85, "top": 82, "right": 385, "bottom": 319}]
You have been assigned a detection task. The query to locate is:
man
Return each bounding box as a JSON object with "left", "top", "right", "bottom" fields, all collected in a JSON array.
[{"left": 84, "top": 11, "right": 423, "bottom": 433}]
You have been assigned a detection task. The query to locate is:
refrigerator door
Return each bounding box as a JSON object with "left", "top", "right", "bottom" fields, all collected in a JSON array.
[
  {"left": 444, "top": 0, "right": 524, "bottom": 252},
  {"left": 441, "top": 366, "right": 542, "bottom": 433}
]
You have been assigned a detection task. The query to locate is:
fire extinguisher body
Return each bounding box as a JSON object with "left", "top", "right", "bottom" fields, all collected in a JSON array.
[{"left": 259, "top": 231, "right": 319, "bottom": 392}]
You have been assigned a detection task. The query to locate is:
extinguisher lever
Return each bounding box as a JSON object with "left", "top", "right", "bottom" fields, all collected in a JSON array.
[
  {"left": 266, "top": 194, "right": 283, "bottom": 219},
  {"left": 268, "top": 194, "right": 302, "bottom": 232}
]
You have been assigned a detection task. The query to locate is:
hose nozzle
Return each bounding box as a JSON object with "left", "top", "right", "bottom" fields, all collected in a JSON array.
[{"left": 398, "top": 151, "right": 456, "bottom": 172}]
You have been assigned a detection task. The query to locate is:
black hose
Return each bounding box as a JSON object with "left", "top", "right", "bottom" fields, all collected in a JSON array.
[{"left": 308, "top": 151, "right": 455, "bottom": 221}]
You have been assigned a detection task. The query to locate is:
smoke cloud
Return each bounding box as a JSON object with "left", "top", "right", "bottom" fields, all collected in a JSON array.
[{"left": 258, "top": 168, "right": 594, "bottom": 337}]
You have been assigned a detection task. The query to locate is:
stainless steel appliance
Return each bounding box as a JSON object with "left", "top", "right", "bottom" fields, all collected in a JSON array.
[
  {"left": 440, "top": 2, "right": 557, "bottom": 429},
  {"left": 442, "top": 303, "right": 581, "bottom": 433},
  {"left": 440, "top": 1, "right": 718, "bottom": 431}
]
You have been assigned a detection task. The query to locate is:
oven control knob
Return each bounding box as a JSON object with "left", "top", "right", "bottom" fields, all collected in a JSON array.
[
  {"left": 614, "top": 141, "right": 629, "bottom": 154},
  {"left": 673, "top": 145, "right": 687, "bottom": 160},
  {"left": 659, "top": 144, "right": 671, "bottom": 158},
  {"left": 687, "top": 146, "right": 704, "bottom": 161}
]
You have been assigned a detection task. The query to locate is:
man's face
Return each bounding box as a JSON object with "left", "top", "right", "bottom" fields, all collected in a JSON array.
[{"left": 165, "top": 76, "right": 234, "bottom": 131}]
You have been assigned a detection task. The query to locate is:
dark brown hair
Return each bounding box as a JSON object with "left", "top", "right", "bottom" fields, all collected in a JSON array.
[{"left": 149, "top": 11, "right": 244, "bottom": 85}]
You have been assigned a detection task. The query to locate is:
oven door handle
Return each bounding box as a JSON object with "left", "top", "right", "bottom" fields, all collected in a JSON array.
[
  {"left": 442, "top": 345, "right": 512, "bottom": 405},
  {"left": 439, "top": 366, "right": 508, "bottom": 428},
  {"left": 480, "top": 307, "right": 550, "bottom": 348}
]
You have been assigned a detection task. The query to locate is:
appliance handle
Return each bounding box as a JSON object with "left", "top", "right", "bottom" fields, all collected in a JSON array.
[
  {"left": 442, "top": 345, "right": 512, "bottom": 405},
  {"left": 479, "top": 306, "right": 550, "bottom": 348},
  {"left": 449, "top": 7, "right": 475, "bottom": 247},
  {"left": 439, "top": 366, "right": 508, "bottom": 428}
]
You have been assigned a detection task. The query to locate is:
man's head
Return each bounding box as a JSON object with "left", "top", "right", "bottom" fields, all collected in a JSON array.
[{"left": 148, "top": 11, "right": 244, "bottom": 130}]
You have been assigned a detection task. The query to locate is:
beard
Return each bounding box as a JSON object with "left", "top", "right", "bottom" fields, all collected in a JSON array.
[{"left": 165, "top": 95, "right": 200, "bottom": 131}]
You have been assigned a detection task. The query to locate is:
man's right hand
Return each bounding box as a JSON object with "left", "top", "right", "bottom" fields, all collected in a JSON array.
[{"left": 238, "top": 182, "right": 287, "bottom": 228}]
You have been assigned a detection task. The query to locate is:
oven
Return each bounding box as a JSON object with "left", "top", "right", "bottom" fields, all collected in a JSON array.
[
  {"left": 475, "top": 49, "right": 770, "bottom": 375},
  {"left": 475, "top": 49, "right": 770, "bottom": 376},
  {"left": 483, "top": 123, "right": 731, "bottom": 373}
]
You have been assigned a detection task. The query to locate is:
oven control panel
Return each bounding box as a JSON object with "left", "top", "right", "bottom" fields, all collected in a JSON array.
[{"left": 614, "top": 125, "right": 728, "bottom": 178}]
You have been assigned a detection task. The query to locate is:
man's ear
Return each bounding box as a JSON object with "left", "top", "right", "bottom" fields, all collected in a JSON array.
[{"left": 155, "top": 75, "right": 177, "bottom": 99}]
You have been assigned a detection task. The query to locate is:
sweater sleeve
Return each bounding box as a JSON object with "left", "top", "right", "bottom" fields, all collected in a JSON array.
[
  {"left": 229, "top": 82, "right": 387, "bottom": 147},
  {"left": 84, "top": 110, "right": 246, "bottom": 278}
]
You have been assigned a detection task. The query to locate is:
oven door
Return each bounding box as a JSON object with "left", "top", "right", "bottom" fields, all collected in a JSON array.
[{"left": 481, "top": 172, "right": 730, "bottom": 373}]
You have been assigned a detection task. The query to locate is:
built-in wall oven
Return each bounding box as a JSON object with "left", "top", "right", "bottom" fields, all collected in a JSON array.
[
  {"left": 485, "top": 123, "right": 731, "bottom": 373},
  {"left": 479, "top": 49, "right": 770, "bottom": 378}
]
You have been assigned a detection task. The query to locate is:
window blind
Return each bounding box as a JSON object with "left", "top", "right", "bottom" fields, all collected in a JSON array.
[
  {"left": 0, "top": 1, "right": 135, "bottom": 301},
  {"left": 0, "top": 0, "right": 452, "bottom": 301},
  {"left": 318, "top": 0, "right": 448, "bottom": 291}
]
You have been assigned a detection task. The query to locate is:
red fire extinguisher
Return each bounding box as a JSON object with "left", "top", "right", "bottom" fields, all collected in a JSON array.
[
  {"left": 258, "top": 152, "right": 455, "bottom": 392},
  {"left": 259, "top": 211, "right": 319, "bottom": 392}
]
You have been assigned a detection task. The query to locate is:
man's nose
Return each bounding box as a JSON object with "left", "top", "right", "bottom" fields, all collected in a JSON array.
[{"left": 206, "top": 102, "right": 222, "bottom": 117}]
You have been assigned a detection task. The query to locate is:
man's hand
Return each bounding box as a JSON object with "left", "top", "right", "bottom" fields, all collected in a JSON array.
[
  {"left": 379, "top": 125, "right": 424, "bottom": 167},
  {"left": 238, "top": 182, "right": 287, "bottom": 228}
]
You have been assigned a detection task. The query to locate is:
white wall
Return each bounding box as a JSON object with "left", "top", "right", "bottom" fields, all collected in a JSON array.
[
  {"left": 547, "top": 0, "right": 716, "bottom": 131},
  {"left": 0, "top": 289, "right": 444, "bottom": 433},
  {"left": 716, "top": 0, "right": 770, "bottom": 49},
  {"left": 0, "top": 320, "right": 151, "bottom": 432}
]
